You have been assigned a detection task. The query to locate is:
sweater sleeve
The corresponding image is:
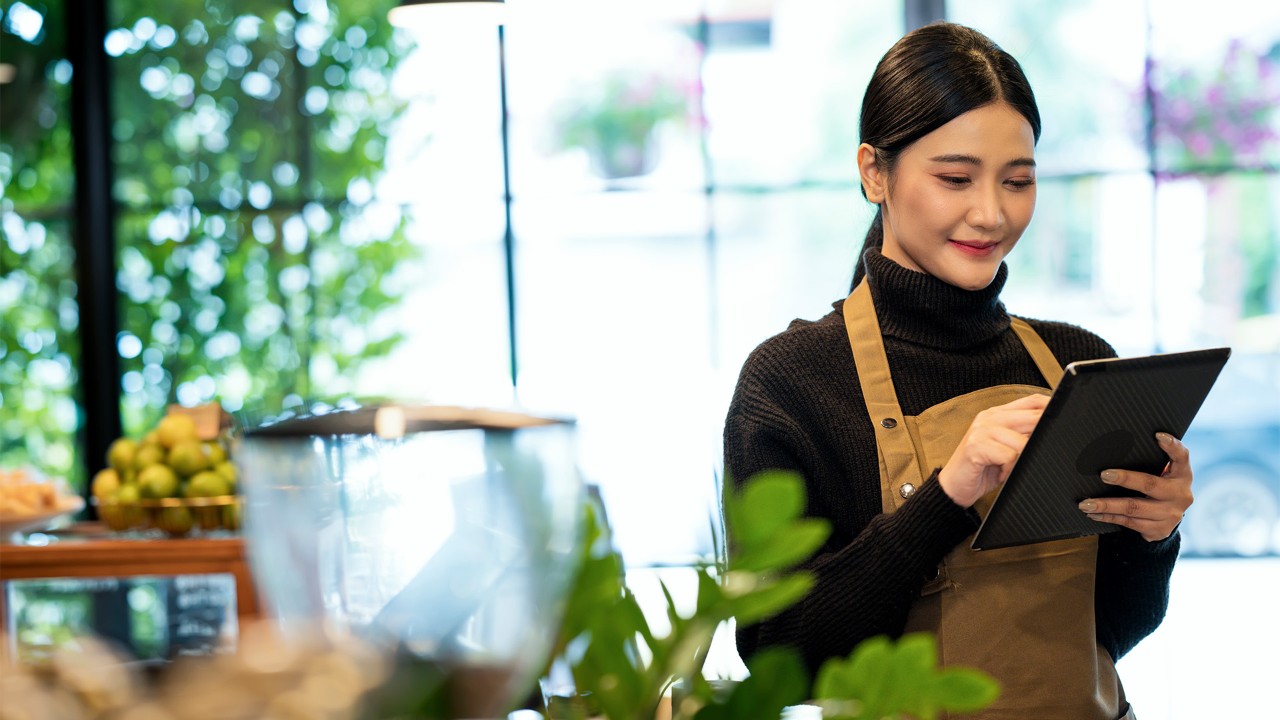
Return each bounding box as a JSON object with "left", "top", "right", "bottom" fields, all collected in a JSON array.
[
  {"left": 1093, "top": 529, "right": 1179, "bottom": 660},
  {"left": 725, "top": 396, "right": 979, "bottom": 675}
]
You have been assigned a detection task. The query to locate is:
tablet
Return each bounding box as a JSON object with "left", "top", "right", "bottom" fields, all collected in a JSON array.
[{"left": 971, "top": 347, "right": 1231, "bottom": 551}]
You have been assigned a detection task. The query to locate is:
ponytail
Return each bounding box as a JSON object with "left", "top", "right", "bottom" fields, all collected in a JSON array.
[{"left": 850, "top": 208, "right": 884, "bottom": 291}]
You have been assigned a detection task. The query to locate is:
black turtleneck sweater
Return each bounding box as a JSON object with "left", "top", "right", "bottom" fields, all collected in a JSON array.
[{"left": 724, "top": 250, "right": 1179, "bottom": 674}]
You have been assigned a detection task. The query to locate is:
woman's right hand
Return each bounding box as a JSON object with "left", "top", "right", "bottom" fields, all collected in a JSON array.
[{"left": 937, "top": 393, "right": 1050, "bottom": 508}]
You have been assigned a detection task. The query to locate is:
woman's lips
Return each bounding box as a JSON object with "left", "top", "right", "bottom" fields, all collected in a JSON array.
[{"left": 949, "top": 240, "right": 998, "bottom": 257}]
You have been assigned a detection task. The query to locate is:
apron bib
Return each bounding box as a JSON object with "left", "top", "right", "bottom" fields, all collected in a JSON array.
[{"left": 843, "top": 282, "right": 1131, "bottom": 720}]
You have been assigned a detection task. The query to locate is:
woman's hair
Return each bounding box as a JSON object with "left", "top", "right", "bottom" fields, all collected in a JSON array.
[{"left": 850, "top": 22, "right": 1041, "bottom": 288}]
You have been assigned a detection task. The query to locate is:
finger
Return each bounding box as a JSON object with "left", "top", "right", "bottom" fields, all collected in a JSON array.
[
  {"left": 1099, "top": 468, "right": 1169, "bottom": 499},
  {"left": 975, "top": 407, "right": 1046, "bottom": 435},
  {"left": 1083, "top": 512, "right": 1177, "bottom": 542},
  {"left": 1077, "top": 496, "right": 1182, "bottom": 522},
  {"left": 1156, "top": 432, "right": 1191, "bottom": 473}
]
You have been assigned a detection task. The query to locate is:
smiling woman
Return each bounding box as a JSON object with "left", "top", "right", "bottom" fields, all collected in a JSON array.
[
  {"left": 858, "top": 102, "right": 1038, "bottom": 290},
  {"left": 724, "top": 21, "right": 1184, "bottom": 720}
]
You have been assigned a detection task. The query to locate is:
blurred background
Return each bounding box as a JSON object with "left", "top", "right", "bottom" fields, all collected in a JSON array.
[{"left": 2, "top": 0, "right": 1278, "bottom": 717}]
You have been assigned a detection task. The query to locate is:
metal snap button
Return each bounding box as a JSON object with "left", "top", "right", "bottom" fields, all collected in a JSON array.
[
  {"left": 881, "top": 418, "right": 897, "bottom": 429},
  {"left": 899, "top": 482, "right": 916, "bottom": 499}
]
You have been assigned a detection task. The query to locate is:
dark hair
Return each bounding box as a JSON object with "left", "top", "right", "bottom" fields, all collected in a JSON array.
[{"left": 850, "top": 22, "right": 1041, "bottom": 289}]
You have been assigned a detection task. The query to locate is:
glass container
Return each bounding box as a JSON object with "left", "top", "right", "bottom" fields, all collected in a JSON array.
[{"left": 236, "top": 404, "right": 581, "bottom": 718}]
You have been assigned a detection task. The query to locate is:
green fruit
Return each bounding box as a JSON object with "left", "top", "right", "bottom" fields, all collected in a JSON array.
[
  {"left": 91, "top": 468, "right": 121, "bottom": 499},
  {"left": 220, "top": 502, "right": 243, "bottom": 531},
  {"left": 204, "top": 441, "right": 227, "bottom": 466},
  {"left": 106, "top": 438, "right": 138, "bottom": 472},
  {"left": 116, "top": 483, "right": 140, "bottom": 503},
  {"left": 133, "top": 443, "right": 167, "bottom": 471},
  {"left": 188, "top": 471, "right": 230, "bottom": 498},
  {"left": 168, "top": 440, "right": 210, "bottom": 477},
  {"left": 214, "top": 461, "right": 238, "bottom": 491},
  {"left": 138, "top": 464, "right": 180, "bottom": 499},
  {"left": 156, "top": 414, "right": 199, "bottom": 449},
  {"left": 157, "top": 506, "right": 194, "bottom": 536}
]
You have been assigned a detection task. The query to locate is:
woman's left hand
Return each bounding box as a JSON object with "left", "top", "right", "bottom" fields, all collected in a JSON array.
[{"left": 1077, "top": 432, "right": 1193, "bottom": 542}]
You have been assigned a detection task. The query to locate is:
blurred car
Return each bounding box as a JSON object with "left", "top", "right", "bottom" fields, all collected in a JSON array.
[{"left": 1178, "top": 352, "right": 1280, "bottom": 556}]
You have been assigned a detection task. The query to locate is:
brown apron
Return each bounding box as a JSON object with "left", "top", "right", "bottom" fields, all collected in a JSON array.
[{"left": 843, "top": 282, "right": 1134, "bottom": 720}]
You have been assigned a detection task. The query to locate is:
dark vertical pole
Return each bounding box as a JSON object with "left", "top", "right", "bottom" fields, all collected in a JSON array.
[
  {"left": 904, "top": 0, "right": 947, "bottom": 31},
  {"left": 67, "top": 0, "right": 122, "bottom": 499},
  {"left": 498, "top": 24, "right": 518, "bottom": 396}
]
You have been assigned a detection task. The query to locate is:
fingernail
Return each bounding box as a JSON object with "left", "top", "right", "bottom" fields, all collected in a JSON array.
[
  {"left": 1078, "top": 500, "right": 1098, "bottom": 512},
  {"left": 1156, "top": 432, "right": 1175, "bottom": 445},
  {"left": 1101, "top": 470, "right": 1120, "bottom": 483}
]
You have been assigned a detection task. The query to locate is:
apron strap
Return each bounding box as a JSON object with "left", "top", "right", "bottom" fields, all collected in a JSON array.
[
  {"left": 1009, "top": 317, "right": 1064, "bottom": 390},
  {"left": 843, "top": 287, "right": 1067, "bottom": 507},
  {"left": 843, "top": 283, "right": 926, "bottom": 504}
]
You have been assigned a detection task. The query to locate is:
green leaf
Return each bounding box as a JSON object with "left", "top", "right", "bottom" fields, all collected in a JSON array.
[
  {"left": 694, "top": 649, "right": 809, "bottom": 720},
  {"left": 725, "top": 574, "right": 814, "bottom": 626},
  {"left": 731, "top": 521, "right": 830, "bottom": 573},
  {"left": 726, "top": 470, "right": 807, "bottom": 549},
  {"left": 930, "top": 668, "right": 1001, "bottom": 712}
]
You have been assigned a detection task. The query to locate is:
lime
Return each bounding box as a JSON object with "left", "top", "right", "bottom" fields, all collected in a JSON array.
[
  {"left": 204, "top": 441, "right": 227, "bottom": 466},
  {"left": 116, "top": 483, "right": 141, "bottom": 503},
  {"left": 133, "top": 443, "right": 167, "bottom": 471},
  {"left": 169, "top": 440, "right": 210, "bottom": 477},
  {"left": 214, "top": 461, "right": 238, "bottom": 491},
  {"left": 91, "top": 468, "right": 121, "bottom": 500},
  {"left": 138, "top": 464, "right": 180, "bottom": 499},
  {"left": 220, "top": 502, "right": 243, "bottom": 531},
  {"left": 106, "top": 438, "right": 138, "bottom": 472},
  {"left": 188, "top": 471, "right": 230, "bottom": 498},
  {"left": 158, "top": 506, "right": 194, "bottom": 536},
  {"left": 156, "top": 414, "right": 199, "bottom": 449}
]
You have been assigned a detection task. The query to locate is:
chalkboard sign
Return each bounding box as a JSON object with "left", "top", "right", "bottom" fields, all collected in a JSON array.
[{"left": 166, "top": 573, "right": 238, "bottom": 657}]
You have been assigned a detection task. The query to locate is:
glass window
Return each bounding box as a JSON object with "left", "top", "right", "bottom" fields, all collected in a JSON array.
[
  {"left": 704, "top": 0, "right": 903, "bottom": 186},
  {"left": 1150, "top": 0, "right": 1280, "bottom": 174},
  {"left": 106, "top": 0, "right": 423, "bottom": 435},
  {"left": 505, "top": 1, "right": 705, "bottom": 195},
  {"left": 513, "top": 192, "right": 718, "bottom": 566},
  {"left": 0, "top": 0, "right": 82, "bottom": 490},
  {"left": 948, "top": 0, "right": 1149, "bottom": 176}
]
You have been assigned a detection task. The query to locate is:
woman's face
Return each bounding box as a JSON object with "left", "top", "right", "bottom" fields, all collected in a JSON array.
[{"left": 859, "top": 102, "right": 1037, "bottom": 291}]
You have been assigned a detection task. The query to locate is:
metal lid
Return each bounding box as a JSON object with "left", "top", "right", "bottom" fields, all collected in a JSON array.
[{"left": 244, "top": 404, "right": 573, "bottom": 439}]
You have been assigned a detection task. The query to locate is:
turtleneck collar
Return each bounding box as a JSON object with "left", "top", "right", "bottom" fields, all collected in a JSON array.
[{"left": 852, "top": 249, "right": 1011, "bottom": 350}]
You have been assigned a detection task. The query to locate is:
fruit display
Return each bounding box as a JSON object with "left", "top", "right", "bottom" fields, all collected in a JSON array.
[{"left": 93, "top": 412, "right": 243, "bottom": 537}]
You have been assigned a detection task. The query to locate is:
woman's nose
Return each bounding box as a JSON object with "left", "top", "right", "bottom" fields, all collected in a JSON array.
[{"left": 967, "top": 187, "right": 1006, "bottom": 230}]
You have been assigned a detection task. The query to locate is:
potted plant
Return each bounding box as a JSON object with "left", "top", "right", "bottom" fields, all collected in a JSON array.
[
  {"left": 551, "top": 68, "right": 696, "bottom": 180},
  {"left": 542, "top": 470, "right": 1000, "bottom": 720}
]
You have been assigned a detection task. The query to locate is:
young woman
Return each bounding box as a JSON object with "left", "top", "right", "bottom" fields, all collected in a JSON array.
[{"left": 723, "top": 22, "right": 1191, "bottom": 720}]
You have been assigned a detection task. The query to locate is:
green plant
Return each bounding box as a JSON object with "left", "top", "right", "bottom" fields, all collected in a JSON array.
[
  {"left": 546, "top": 470, "right": 1000, "bottom": 720},
  {"left": 552, "top": 69, "right": 692, "bottom": 179}
]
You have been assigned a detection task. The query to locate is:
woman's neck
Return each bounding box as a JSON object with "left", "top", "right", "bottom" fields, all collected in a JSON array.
[{"left": 861, "top": 249, "right": 1010, "bottom": 350}]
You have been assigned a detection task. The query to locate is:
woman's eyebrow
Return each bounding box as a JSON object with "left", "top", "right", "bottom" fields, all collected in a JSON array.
[{"left": 928, "top": 153, "right": 1037, "bottom": 168}]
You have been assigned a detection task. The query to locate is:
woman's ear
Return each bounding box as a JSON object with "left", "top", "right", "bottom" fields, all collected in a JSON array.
[{"left": 857, "top": 143, "right": 886, "bottom": 204}]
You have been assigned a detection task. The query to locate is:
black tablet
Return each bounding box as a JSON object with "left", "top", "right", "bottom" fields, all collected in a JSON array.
[{"left": 971, "top": 347, "right": 1231, "bottom": 551}]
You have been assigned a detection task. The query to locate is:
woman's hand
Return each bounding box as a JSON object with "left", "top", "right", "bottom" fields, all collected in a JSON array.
[
  {"left": 1077, "top": 432, "right": 1193, "bottom": 542},
  {"left": 938, "top": 393, "right": 1049, "bottom": 508}
]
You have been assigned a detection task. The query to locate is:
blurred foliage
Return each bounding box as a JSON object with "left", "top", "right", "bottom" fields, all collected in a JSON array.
[
  {"left": 0, "top": 0, "right": 82, "bottom": 487},
  {"left": 546, "top": 470, "right": 999, "bottom": 720},
  {"left": 1153, "top": 39, "right": 1280, "bottom": 174},
  {"left": 1, "top": 0, "right": 421, "bottom": 489},
  {"left": 552, "top": 67, "right": 695, "bottom": 180}
]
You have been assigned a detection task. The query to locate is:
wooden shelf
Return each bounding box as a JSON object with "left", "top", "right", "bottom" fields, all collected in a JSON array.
[{"left": 0, "top": 523, "right": 258, "bottom": 629}]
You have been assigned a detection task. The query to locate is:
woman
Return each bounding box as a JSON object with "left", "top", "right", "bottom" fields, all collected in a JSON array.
[{"left": 723, "top": 22, "right": 1191, "bottom": 719}]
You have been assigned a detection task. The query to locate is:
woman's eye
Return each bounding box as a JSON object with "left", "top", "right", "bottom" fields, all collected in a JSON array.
[
  {"left": 939, "top": 176, "right": 970, "bottom": 186},
  {"left": 1006, "top": 178, "right": 1036, "bottom": 189}
]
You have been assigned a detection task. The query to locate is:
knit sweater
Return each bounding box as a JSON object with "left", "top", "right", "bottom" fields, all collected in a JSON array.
[{"left": 724, "top": 249, "right": 1178, "bottom": 675}]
